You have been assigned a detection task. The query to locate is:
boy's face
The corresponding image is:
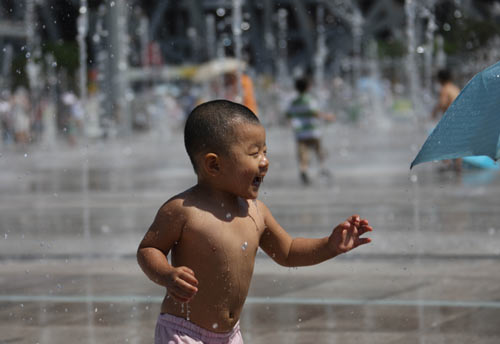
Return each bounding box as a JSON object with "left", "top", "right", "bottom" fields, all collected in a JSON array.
[{"left": 219, "top": 122, "right": 269, "bottom": 199}]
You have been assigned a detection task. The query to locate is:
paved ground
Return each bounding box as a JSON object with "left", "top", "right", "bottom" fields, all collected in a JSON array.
[{"left": 1, "top": 118, "right": 500, "bottom": 343}]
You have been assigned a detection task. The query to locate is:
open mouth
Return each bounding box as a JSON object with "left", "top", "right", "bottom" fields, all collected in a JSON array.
[{"left": 252, "top": 176, "right": 263, "bottom": 187}]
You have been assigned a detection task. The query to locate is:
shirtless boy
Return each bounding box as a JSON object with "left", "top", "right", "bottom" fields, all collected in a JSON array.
[{"left": 137, "top": 100, "right": 373, "bottom": 343}]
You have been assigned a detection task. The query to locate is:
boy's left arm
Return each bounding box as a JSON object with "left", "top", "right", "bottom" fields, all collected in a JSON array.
[{"left": 258, "top": 201, "right": 372, "bottom": 267}]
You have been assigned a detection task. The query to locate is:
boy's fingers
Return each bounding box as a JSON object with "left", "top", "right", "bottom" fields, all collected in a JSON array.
[
  {"left": 179, "top": 266, "right": 196, "bottom": 277},
  {"left": 341, "top": 229, "right": 348, "bottom": 242},
  {"left": 358, "top": 225, "right": 373, "bottom": 235},
  {"left": 169, "top": 291, "right": 192, "bottom": 303},
  {"left": 170, "top": 286, "right": 196, "bottom": 302},
  {"left": 177, "top": 277, "right": 198, "bottom": 294},
  {"left": 348, "top": 215, "right": 360, "bottom": 223},
  {"left": 179, "top": 270, "right": 199, "bottom": 286},
  {"left": 356, "top": 238, "right": 371, "bottom": 246}
]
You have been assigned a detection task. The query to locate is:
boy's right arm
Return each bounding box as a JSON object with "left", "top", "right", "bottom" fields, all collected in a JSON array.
[{"left": 137, "top": 200, "right": 198, "bottom": 303}]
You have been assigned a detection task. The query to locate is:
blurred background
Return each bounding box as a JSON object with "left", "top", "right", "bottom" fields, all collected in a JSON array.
[
  {"left": 1, "top": 1, "right": 500, "bottom": 343},
  {"left": 1, "top": 0, "right": 499, "bottom": 141}
]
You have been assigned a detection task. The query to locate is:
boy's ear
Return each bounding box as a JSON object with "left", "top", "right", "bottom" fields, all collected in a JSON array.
[{"left": 203, "top": 153, "right": 220, "bottom": 176}]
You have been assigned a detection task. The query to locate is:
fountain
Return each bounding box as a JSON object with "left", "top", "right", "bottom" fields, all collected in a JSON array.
[
  {"left": 231, "top": 0, "right": 244, "bottom": 102},
  {"left": 276, "top": 8, "right": 289, "bottom": 87},
  {"left": 2, "top": 3, "right": 500, "bottom": 343}
]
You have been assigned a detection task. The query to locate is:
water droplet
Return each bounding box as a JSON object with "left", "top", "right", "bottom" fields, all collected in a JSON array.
[
  {"left": 23, "top": 153, "right": 28, "bottom": 158},
  {"left": 226, "top": 213, "right": 231, "bottom": 219},
  {"left": 212, "top": 323, "right": 218, "bottom": 329},
  {"left": 4, "top": 233, "right": 7, "bottom": 240},
  {"left": 110, "top": 1, "right": 115, "bottom": 7},
  {"left": 25, "top": 52, "right": 31, "bottom": 58},
  {"left": 241, "top": 242, "right": 248, "bottom": 250},
  {"left": 52, "top": 61, "right": 57, "bottom": 67},
  {"left": 20, "top": 304, "right": 24, "bottom": 308},
  {"left": 94, "top": 307, "right": 98, "bottom": 313},
  {"left": 221, "top": 202, "right": 224, "bottom": 208},
  {"left": 410, "top": 175, "right": 418, "bottom": 183}
]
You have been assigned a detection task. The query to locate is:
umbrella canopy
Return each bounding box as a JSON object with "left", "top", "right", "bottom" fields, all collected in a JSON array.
[{"left": 411, "top": 60, "right": 500, "bottom": 169}]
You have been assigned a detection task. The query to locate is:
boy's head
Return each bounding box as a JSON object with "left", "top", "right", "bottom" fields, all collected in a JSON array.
[
  {"left": 184, "top": 100, "right": 260, "bottom": 173},
  {"left": 294, "top": 77, "right": 310, "bottom": 94},
  {"left": 436, "top": 69, "right": 452, "bottom": 84}
]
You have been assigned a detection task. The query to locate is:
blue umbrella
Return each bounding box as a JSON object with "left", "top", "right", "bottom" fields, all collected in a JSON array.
[{"left": 411, "top": 60, "right": 500, "bottom": 169}]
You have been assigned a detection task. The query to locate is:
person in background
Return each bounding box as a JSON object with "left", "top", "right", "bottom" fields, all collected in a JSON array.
[
  {"left": 223, "top": 71, "right": 259, "bottom": 116},
  {"left": 286, "top": 77, "right": 335, "bottom": 185},
  {"left": 431, "top": 69, "right": 461, "bottom": 173}
]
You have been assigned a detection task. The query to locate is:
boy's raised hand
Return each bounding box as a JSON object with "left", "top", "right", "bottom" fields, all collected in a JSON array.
[
  {"left": 166, "top": 266, "right": 198, "bottom": 303},
  {"left": 328, "top": 215, "right": 372, "bottom": 256}
]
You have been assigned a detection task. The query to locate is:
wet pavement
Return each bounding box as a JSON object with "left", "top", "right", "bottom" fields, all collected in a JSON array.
[{"left": 1, "top": 119, "right": 500, "bottom": 343}]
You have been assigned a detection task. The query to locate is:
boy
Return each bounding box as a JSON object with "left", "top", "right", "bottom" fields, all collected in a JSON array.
[
  {"left": 137, "top": 100, "right": 372, "bottom": 343},
  {"left": 286, "top": 77, "right": 335, "bottom": 185}
]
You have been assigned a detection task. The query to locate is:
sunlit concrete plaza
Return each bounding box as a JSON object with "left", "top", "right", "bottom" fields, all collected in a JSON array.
[
  {"left": 2, "top": 1, "right": 500, "bottom": 343},
  {"left": 1, "top": 120, "right": 500, "bottom": 344}
]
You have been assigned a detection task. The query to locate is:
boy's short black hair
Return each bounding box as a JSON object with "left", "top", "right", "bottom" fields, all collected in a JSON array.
[
  {"left": 295, "top": 77, "right": 310, "bottom": 93},
  {"left": 184, "top": 99, "right": 260, "bottom": 173},
  {"left": 437, "top": 69, "right": 452, "bottom": 83}
]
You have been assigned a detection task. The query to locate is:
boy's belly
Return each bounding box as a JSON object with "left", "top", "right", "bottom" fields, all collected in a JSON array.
[
  {"left": 162, "top": 294, "right": 244, "bottom": 333},
  {"left": 162, "top": 252, "right": 256, "bottom": 332}
]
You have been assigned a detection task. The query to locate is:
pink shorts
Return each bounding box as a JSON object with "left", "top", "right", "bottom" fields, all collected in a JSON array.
[{"left": 155, "top": 313, "right": 244, "bottom": 344}]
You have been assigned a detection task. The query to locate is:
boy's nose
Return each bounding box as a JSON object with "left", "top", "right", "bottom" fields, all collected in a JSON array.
[{"left": 259, "top": 155, "right": 269, "bottom": 170}]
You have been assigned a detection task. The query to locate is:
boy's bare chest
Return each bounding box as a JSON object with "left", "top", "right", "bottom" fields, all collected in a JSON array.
[{"left": 180, "top": 209, "right": 265, "bottom": 258}]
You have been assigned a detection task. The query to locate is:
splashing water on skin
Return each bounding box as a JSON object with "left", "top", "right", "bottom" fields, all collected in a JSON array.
[
  {"left": 186, "top": 303, "right": 191, "bottom": 321},
  {"left": 241, "top": 241, "right": 248, "bottom": 250}
]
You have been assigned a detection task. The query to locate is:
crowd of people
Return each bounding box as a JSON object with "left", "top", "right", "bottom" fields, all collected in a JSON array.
[
  {"left": 1, "top": 67, "right": 463, "bottom": 180},
  {"left": 0, "top": 87, "right": 85, "bottom": 148}
]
